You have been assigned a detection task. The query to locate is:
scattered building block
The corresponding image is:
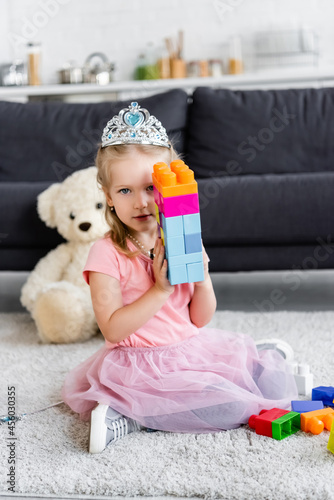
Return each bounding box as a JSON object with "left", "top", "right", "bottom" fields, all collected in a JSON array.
[
  {"left": 327, "top": 420, "right": 334, "bottom": 454},
  {"left": 272, "top": 412, "right": 300, "bottom": 440},
  {"left": 300, "top": 407, "right": 334, "bottom": 435},
  {"left": 289, "top": 363, "right": 313, "bottom": 396},
  {"left": 312, "top": 386, "right": 334, "bottom": 408},
  {"left": 291, "top": 400, "right": 324, "bottom": 413},
  {"left": 248, "top": 408, "right": 289, "bottom": 438}
]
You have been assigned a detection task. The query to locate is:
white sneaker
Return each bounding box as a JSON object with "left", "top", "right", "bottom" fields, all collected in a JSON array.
[
  {"left": 89, "top": 404, "right": 141, "bottom": 454},
  {"left": 255, "top": 338, "right": 294, "bottom": 363}
]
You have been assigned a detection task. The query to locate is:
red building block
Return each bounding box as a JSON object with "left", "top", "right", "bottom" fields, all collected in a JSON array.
[{"left": 248, "top": 408, "right": 289, "bottom": 438}]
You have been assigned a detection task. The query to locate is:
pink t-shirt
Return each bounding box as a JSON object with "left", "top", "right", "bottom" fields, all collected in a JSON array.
[{"left": 83, "top": 237, "right": 199, "bottom": 349}]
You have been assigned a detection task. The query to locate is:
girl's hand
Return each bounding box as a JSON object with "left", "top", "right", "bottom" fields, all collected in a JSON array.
[
  {"left": 190, "top": 243, "right": 217, "bottom": 326},
  {"left": 194, "top": 243, "right": 210, "bottom": 288},
  {"left": 202, "top": 243, "right": 209, "bottom": 277},
  {"left": 153, "top": 238, "right": 174, "bottom": 296}
]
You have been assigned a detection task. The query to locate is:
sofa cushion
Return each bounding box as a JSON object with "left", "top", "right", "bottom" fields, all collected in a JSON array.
[
  {"left": 0, "top": 248, "right": 58, "bottom": 272},
  {"left": 0, "top": 182, "right": 64, "bottom": 248},
  {"left": 198, "top": 172, "right": 334, "bottom": 245},
  {"left": 206, "top": 244, "right": 334, "bottom": 272},
  {"left": 186, "top": 86, "right": 334, "bottom": 178},
  {"left": 2, "top": 172, "right": 333, "bottom": 270},
  {"left": 0, "top": 181, "right": 65, "bottom": 271},
  {"left": 0, "top": 89, "right": 188, "bottom": 183}
]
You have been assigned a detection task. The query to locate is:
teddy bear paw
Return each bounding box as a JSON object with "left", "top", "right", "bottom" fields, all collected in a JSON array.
[{"left": 33, "top": 287, "right": 97, "bottom": 343}]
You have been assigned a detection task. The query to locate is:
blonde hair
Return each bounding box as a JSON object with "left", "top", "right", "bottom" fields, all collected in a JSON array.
[{"left": 96, "top": 143, "right": 180, "bottom": 257}]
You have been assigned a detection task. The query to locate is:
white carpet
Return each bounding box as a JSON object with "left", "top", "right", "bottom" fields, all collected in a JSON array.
[{"left": 0, "top": 311, "right": 333, "bottom": 500}]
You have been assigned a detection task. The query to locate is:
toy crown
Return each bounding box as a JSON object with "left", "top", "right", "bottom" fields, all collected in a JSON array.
[{"left": 101, "top": 101, "right": 171, "bottom": 149}]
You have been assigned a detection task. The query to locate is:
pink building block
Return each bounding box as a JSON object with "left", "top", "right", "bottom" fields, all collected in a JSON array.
[{"left": 163, "top": 193, "right": 199, "bottom": 217}]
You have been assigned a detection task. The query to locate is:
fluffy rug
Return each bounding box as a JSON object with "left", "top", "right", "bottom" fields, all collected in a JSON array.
[{"left": 0, "top": 311, "right": 333, "bottom": 500}]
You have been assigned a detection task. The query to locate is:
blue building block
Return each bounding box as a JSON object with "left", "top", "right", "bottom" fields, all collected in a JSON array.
[
  {"left": 161, "top": 214, "right": 184, "bottom": 237},
  {"left": 168, "top": 264, "right": 188, "bottom": 285},
  {"left": 291, "top": 400, "right": 324, "bottom": 413},
  {"left": 312, "top": 386, "right": 334, "bottom": 407},
  {"left": 184, "top": 233, "right": 202, "bottom": 254},
  {"left": 183, "top": 213, "right": 201, "bottom": 234},
  {"left": 187, "top": 262, "right": 205, "bottom": 283},
  {"left": 168, "top": 252, "right": 203, "bottom": 267},
  {"left": 165, "top": 235, "right": 185, "bottom": 257}
]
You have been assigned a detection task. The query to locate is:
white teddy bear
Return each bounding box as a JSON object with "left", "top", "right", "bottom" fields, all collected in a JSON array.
[{"left": 21, "top": 166, "right": 109, "bottom": 344}]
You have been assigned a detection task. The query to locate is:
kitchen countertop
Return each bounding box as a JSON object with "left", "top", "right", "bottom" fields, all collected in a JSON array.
[{"left": 1, "top": 66, "right": 334, "bottom": 101}]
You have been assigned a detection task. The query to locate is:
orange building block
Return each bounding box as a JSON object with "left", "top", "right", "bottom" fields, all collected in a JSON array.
[
  {"left": 300, "top": 407, "right": 334, "bottom": 435},
  {"left": 152, "top": 160, "right": 198, "bottom": 197}
]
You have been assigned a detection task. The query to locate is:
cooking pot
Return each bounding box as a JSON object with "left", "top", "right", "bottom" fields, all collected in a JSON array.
[
  {"left": 83, "top": 52, "right": 115, "bottom": 85},
  {"left": 58, "top": 62, "right": 83, "bottom": 84}
]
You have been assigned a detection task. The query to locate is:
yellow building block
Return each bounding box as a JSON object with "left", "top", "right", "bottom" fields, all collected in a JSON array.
[
  {"left": 155, "top": 203, "right": 160, "bottom": 224},
  {"left": 328, "top": 420, "right": 334, "bottom": 454},
  {"left": 152, "top": 161, "right": 198, "bottom": 197}
]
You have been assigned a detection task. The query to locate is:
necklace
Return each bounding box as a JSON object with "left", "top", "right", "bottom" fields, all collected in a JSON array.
[{"left": 127, "top": 233, "right": 155, "bottom": 260}]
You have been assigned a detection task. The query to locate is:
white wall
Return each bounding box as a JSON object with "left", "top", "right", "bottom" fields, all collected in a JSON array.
[
  {"left": 1, "top": 0, "right": 334, "bottom": 84},
  {"left": 0, "top": 0, "right": 11, "bottom": 63}
]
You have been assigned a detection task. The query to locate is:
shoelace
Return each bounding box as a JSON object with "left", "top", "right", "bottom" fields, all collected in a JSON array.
[{"left": 110, "top": 417, "right": 129, "bottom": 442}]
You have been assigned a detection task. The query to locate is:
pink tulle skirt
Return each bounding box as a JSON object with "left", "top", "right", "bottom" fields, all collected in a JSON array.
[{"left": 62, "top": 328, "right": 298, "bottom": 432}]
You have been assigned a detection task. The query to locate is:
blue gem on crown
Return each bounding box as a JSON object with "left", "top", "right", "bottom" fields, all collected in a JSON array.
[{"left": 101, "top": 101, "right": 170, "bottom": 149}]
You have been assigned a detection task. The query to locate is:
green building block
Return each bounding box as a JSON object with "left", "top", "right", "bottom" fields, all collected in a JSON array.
[{"left": 272, "top": 411, "right": 300, "bottom": 440}]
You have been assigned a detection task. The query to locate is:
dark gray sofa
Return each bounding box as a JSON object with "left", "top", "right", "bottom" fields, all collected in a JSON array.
[{"left": 1, "top": 86, "right": 334, "bottom": 273}]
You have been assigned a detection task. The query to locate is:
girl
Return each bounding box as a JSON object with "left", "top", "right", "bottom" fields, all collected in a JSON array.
[{"left": 62, "top": 102, "right": 297, "bottom": 453}]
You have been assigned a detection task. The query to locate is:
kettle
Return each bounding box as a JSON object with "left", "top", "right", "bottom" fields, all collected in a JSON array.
[{"left": 83, "top": 52, "right": 115, "bottom": 85}]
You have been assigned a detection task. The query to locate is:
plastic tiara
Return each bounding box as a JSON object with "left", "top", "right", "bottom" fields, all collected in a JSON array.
[{"left": 101, "top": 101, "right": 171, "bottom": 149}]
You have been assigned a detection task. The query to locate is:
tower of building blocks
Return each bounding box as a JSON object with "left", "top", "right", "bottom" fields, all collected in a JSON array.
[
  {"left": 248, "top": 408, "right": 300, "bottom": 440},
  {"left": 312, "top": 386, "right": 334, "bottom": 407},
  {"left": 152, "top": 160, "right": 204, "bottom": 286}
]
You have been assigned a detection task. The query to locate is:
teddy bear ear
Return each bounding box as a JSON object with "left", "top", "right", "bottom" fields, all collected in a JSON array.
[{"left": 37, "top": 183, "right": 61, "bottom": 228}]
